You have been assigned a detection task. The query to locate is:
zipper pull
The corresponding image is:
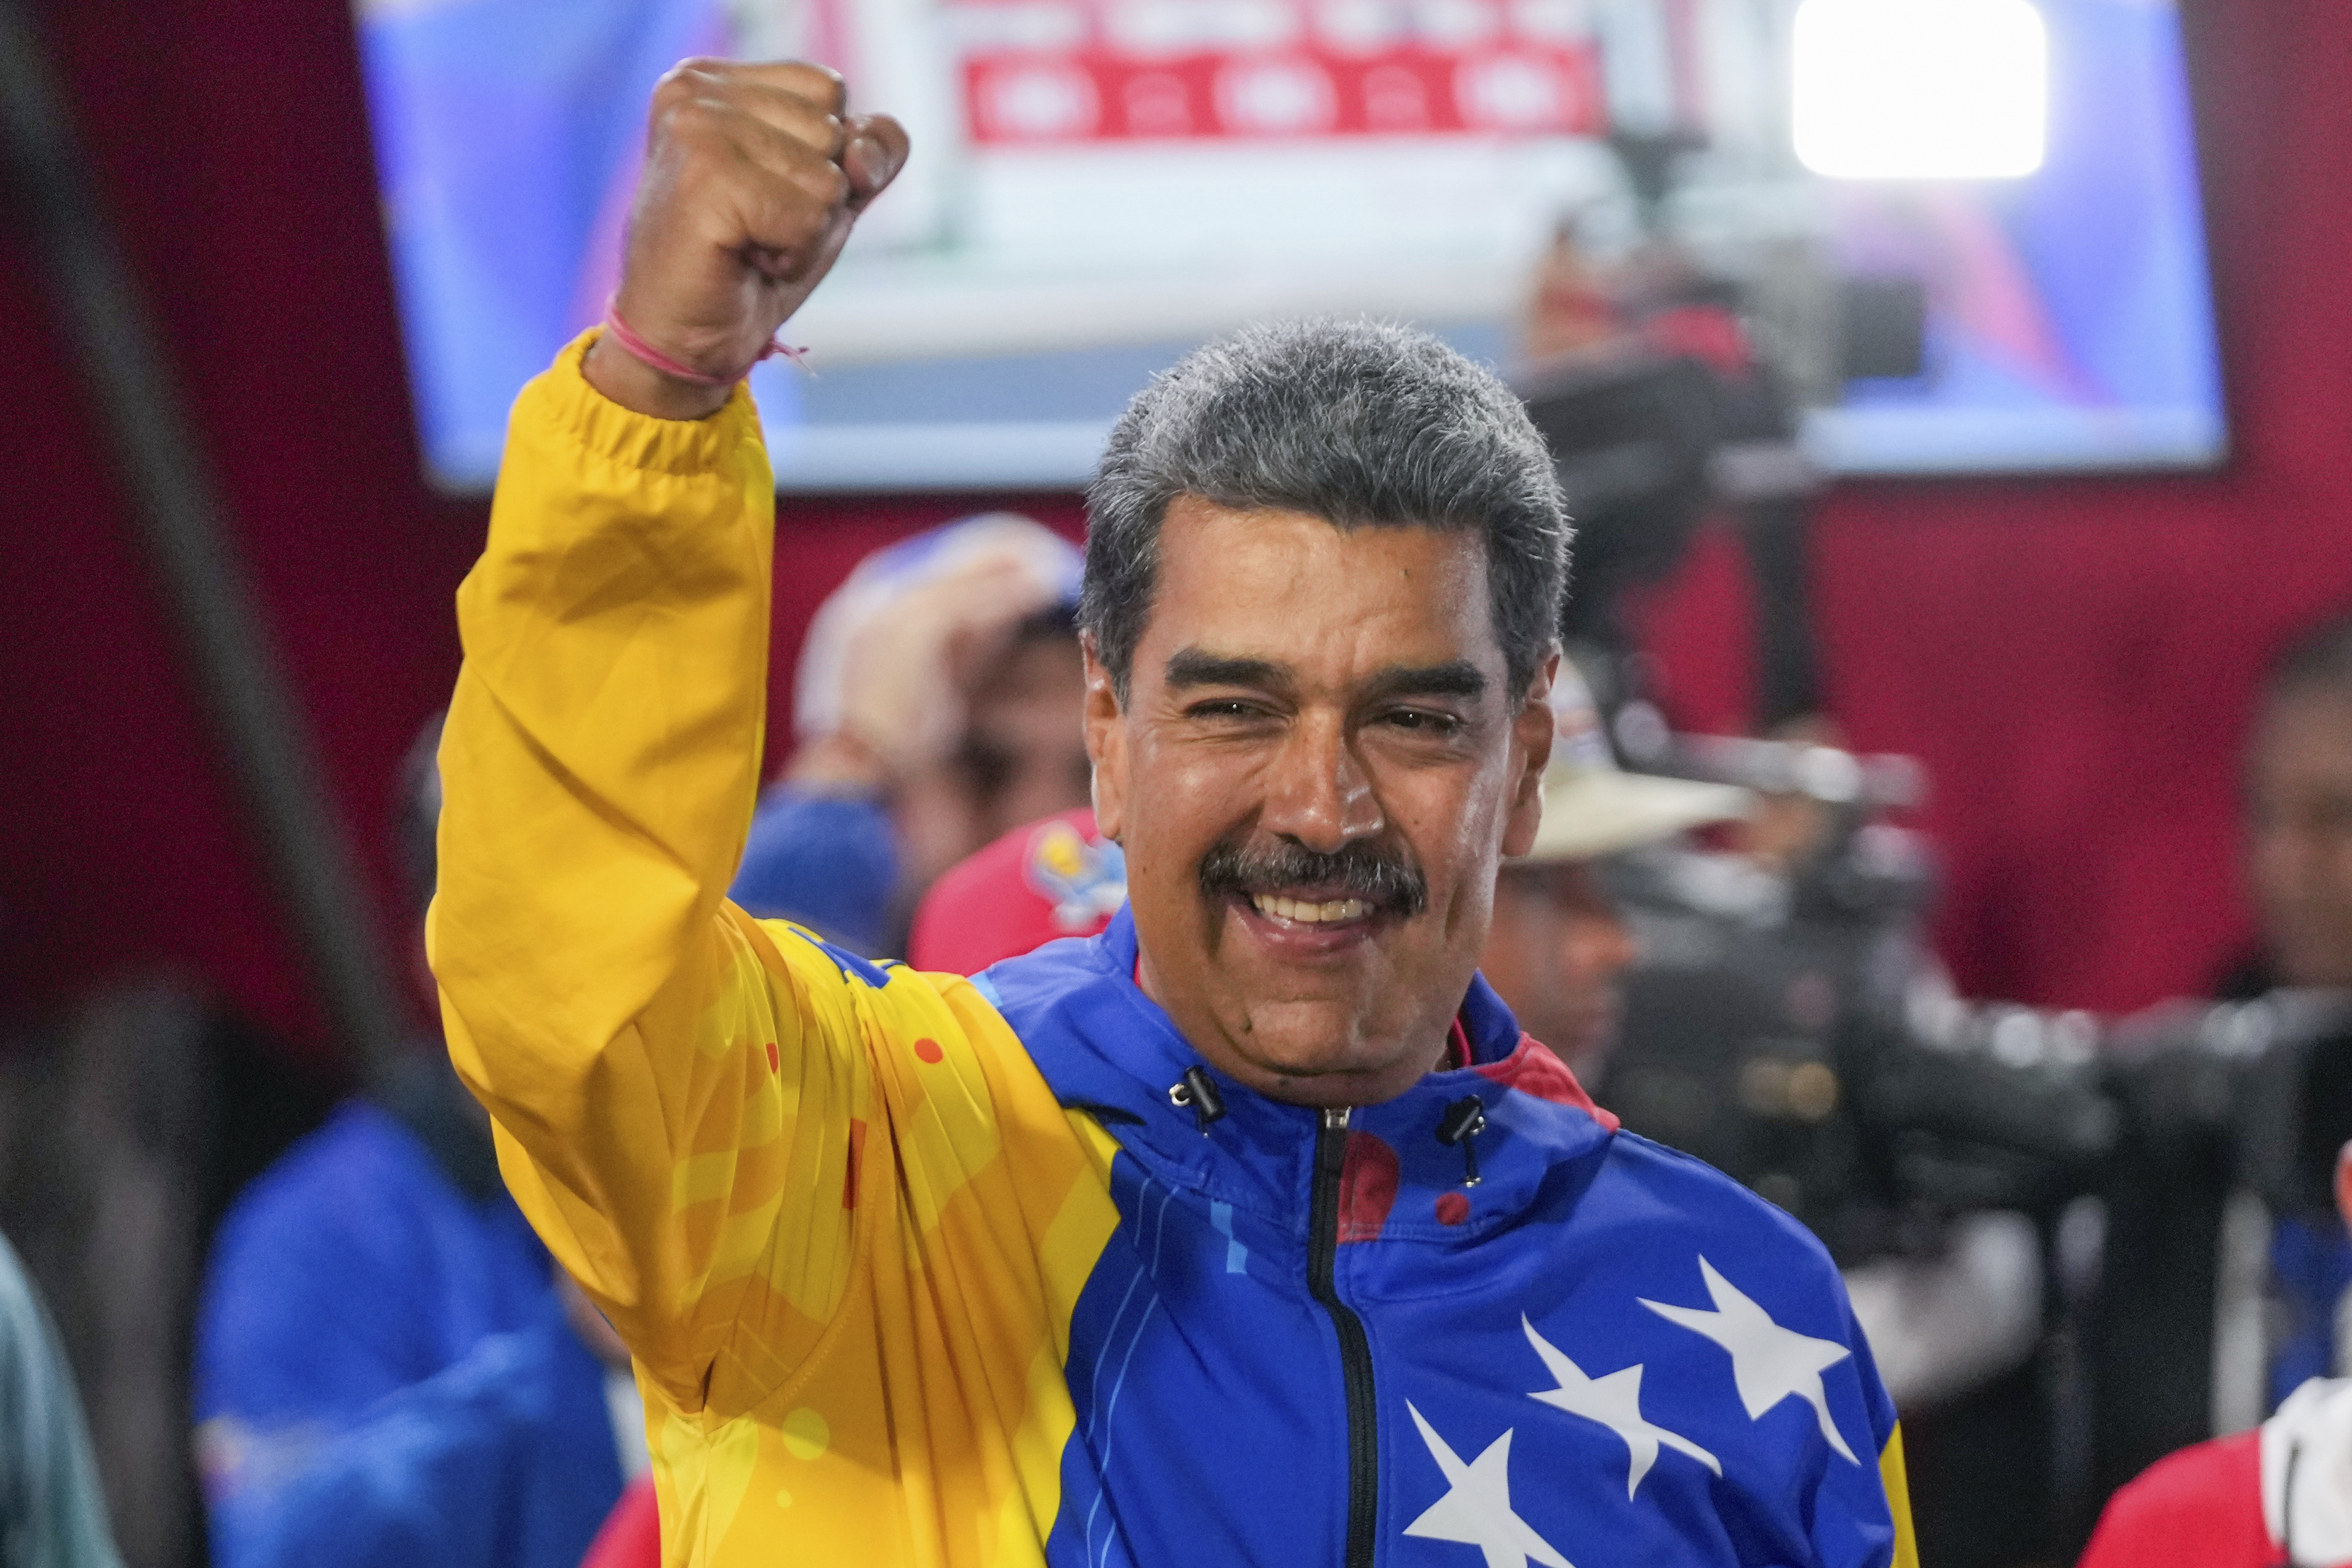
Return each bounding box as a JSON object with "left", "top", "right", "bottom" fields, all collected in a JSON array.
[
  {"left": 1318, "top": 1106, "right": 1352, "bottom": 1176},
  {"left": 1436, "top": 1095, "right": 1487, "bottom": 1188}
]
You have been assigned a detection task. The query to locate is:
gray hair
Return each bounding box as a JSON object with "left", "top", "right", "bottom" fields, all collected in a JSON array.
[{"left": 1081, "top": 317, "right": 1571, "bottom": 703}]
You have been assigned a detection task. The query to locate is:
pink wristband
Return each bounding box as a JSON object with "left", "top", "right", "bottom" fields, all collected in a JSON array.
[{"left": 600, "top": 298, "right": 809, "bottom": 385}]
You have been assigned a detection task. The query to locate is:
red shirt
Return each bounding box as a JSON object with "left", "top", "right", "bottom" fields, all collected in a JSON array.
[
  {"left": 578, "top": 1477, "right": 659, "bottom": 1568},
  {"left": 908, "top": 809, "right": 1122, "bottom": 973},
  {"left": 2078, "top": 1431, "right": 2275, "bottom": 1568}
]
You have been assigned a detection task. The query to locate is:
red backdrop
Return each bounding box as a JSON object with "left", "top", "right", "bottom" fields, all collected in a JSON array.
[{"left": 1, "top": 0, "right": 2346, "bottom": 1070}]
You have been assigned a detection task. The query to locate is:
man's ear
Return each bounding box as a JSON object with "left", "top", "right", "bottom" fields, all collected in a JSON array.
[
  {"left": 1500, "top": 646, "right": 1559, "bottom": 860},
  {"left": 1082, "top": 632, "right": 1129, "bottom": 843}
]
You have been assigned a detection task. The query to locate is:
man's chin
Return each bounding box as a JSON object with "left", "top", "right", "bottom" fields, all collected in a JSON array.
[
  {"left": 1215, "top": 1006, "right": 1441, "bottom": 1106},
  {"left": 1164, "top": 902, "right": 1453, "bottom": 1104},
  {"left": 1231, "top": 1055, "right": 1410, "bottom": 1108}
]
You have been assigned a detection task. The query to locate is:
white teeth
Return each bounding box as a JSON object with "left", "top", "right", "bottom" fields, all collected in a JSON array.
[{"left": 1249, "top": 894, "right": 1372, "bottom": 924}]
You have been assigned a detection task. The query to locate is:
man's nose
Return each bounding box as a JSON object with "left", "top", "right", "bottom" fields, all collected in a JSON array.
[{"left": 1260, "top": 712, "right": 1383, "bottom": 854}]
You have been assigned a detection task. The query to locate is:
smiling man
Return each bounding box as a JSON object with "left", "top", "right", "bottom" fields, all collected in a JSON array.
[{"left": 430, "top": 58, "right": 1916, "bottom": 1568}]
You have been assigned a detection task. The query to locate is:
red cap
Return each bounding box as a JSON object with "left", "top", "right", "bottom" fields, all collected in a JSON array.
[{"left": 908, "top": 809, "right": 1128, "bottom": 974}]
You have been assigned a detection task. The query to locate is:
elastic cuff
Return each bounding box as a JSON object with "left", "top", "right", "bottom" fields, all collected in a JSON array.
[{"left": 535, "top": 327, "right": 762, "bottom": 479}]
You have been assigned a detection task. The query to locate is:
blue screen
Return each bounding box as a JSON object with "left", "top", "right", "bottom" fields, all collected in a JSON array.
[{"left": 358, "top": 0, "right": 2223, "bottom": 489}]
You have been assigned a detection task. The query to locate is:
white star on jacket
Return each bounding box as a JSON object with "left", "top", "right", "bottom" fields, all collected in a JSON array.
[
  {"left": 1405, "top": 1402, "right": 1573, "bottom": 1568},
  {"left": 1639, "top": 1256, "right": 1859, "bottom": 1463},
  {"left": 1521, "top": 1315, "right": 1722, "bottom": 1497}
]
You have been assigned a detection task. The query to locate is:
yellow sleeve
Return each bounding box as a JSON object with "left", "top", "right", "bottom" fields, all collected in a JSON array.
[
  {"left": 1880, "top": 1425, "right": 1920, "bottom": 1568},
  {"left": 428, "top": 329, "right": 867, "bottom": 1410}
]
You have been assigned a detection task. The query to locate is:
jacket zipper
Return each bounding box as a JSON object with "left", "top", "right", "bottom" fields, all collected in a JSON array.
[{"left": 1309, "top": 1106, "right": 1379, "bottom": 1568}]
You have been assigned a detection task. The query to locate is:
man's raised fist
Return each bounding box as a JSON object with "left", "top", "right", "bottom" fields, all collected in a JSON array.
[{"left": 585, "top": 59, "right": 908, "bottom": 419}]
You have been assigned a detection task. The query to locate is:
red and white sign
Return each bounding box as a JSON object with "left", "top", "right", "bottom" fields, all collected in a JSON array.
[{"left": 952, "top": 0, "right": 1603, "bottom": 142}]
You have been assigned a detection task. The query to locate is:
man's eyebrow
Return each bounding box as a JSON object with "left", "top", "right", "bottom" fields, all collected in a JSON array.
[
  {"left": 1363, "top": 661, "right": 1489, "bottom": 702},
  {"left": 1164, "top": 650, "right": 1290, "bottom": 691},
  {"left": 1163, "top": 651, "right": 1490, "bottom": 703}
]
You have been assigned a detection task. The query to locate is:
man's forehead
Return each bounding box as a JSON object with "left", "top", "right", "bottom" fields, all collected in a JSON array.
[{"left": 1140, "top": 496, "right": 1502, "bottom": 676}]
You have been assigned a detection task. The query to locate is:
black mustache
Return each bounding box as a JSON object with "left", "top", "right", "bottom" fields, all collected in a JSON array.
[{"left": 1198, "top": 838, "right": 1429, "bottom": 917}]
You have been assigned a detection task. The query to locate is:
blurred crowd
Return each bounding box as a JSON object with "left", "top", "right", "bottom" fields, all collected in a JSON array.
[
  {"left": 6, "top": 501, "right": 2350, "bottom": 1567},
  {"left": 11, "top": 251, "right": 2352, "bottom": 1568}
]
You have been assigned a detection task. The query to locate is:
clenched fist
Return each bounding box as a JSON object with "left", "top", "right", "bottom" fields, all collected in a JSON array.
[{"left": 585, "top": 59, "right": 908, "bottom": 419}]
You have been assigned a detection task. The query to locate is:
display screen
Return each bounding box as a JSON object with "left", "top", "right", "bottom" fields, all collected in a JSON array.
[{"left": 358, "top": 0, "right": 2225, "bottom": 490}]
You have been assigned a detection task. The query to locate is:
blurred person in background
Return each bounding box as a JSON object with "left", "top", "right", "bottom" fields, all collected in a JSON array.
[
  {"left": 906, "top": 807, "right": 1126, "bottom": 973},
  {"left": 2098, "top": 608, "right": 2352, "bottom": 1498},
  {"left": 729, "top": 514, "right": 1091, "bottom": 954},
  {"left": 2236, "top": 611, "right": 2352, "bottom": 1396},
  {"left": 2081, "top": 1142, "right": 2352, "bottom": 1568},
  {"left": 0, "top": 1228, "right": 124, "bottom": 1568},
  {"left": 1476, "top": 662, "right": 1748, "bottom": 1087},
  {"left": 1478, "top": 673, "right": 2042, "bottom": 1426},
  {"left": 2242, "top": 609, "right": 2352, "bottom": 992},
  {"left": 192, "top": 718, "right": 636, "bottom": 1568},
  {"left": 228, "top": 1273, "right": 640, "bottom": 1568}
]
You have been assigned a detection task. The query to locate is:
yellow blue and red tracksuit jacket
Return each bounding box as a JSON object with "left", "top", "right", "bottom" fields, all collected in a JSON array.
[{"left": 431, "top": 331, "right": 1921, "bottom": 1567}]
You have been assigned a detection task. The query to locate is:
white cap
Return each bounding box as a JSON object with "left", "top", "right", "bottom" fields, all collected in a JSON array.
[
  {"left": 1519, "top": 665, "right": 1752, "bottom": 862},
  {"left": 792, "top": 512, "right": 1083, "bottom": 744}
]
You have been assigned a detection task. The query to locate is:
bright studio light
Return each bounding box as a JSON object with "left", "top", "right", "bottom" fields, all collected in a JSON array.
[{"left": 1792, "top": 0, "right": 2049, "bottom": 180}]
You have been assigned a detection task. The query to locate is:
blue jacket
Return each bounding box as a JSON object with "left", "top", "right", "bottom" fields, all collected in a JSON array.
[
  {"left": 235, "top": 1301, "right": 622, "bottom": 1568},
  {"left": 194, "top": 1099, "right": 619, "bottom": 1568},
  {"left": 969, "top": 912, "right": 1916, "bottom": 1567}
]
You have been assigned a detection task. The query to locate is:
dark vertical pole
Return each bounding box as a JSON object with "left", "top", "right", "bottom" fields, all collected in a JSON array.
[
  {"left": 1738, "top": 495, "right": 1826, "bottom": 733},
  {"left": 0, "top": 0, "right": 404, "bottom": 1088}
]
